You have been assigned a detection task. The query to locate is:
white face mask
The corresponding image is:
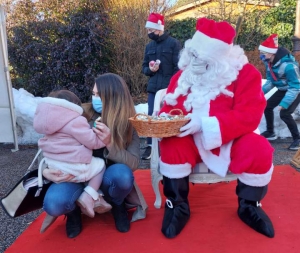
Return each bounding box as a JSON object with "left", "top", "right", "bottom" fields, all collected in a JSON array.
[
  {"left": 195, "top": 65, "right": 207, "bottom": 74},
  {"left": 190, "top": 56, "right": 208, "bottom": 74},
  {"left": 191, "top": 62, "right": 208, "bottom": 74}
]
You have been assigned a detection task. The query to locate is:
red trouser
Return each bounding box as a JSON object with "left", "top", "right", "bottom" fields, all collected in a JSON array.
[{"left": 160, "top": 132, "right": 274, "bottom": 175}]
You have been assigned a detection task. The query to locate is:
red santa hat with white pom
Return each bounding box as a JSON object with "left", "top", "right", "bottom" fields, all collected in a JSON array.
[
  {"left": 145, "top": 13, "right": 164, "bottom": 31},
  {"left": 188, "top": 18, "right": 236, "bottom": 57},
  {"left": 259, "top": 34, "right": 278, "bottom": 54}
]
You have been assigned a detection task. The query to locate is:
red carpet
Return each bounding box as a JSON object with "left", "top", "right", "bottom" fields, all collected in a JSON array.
[{"left": 5, "top": 165, "right": 300, "bottom": 253}]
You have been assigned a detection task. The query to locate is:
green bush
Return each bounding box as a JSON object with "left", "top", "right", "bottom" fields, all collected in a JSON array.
[
  {"left": 8, "top": 1, "right": 111, "bottom": 102},
  {"left": 259, "top": 0, "right": 296, "bottom": 50},
  {"left": 168, "top": 0, "right": 297, "bottom": 54},
  {"left": 167, "top": 18, "right": 197, "bottom": 45}
]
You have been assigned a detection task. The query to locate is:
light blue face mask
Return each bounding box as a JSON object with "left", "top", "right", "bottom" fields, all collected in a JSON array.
[{"left": 92, "top": 96, "right": 103, "bottom": 113}]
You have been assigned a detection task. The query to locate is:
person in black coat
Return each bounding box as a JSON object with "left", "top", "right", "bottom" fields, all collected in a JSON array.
[{"left": 141, "top": 12, "right": 181, "bottom": 160}]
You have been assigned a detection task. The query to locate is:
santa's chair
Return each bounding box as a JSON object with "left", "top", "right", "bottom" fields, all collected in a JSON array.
[{"left": 150, "top": 88, "right": 237, "bottom": 209}]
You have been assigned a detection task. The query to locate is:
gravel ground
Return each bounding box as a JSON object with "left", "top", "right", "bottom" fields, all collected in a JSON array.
[{"left": 1, "top": 137, "right": 299, "bottom": 252}]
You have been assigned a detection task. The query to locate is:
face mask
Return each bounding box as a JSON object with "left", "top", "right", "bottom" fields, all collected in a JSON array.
[
  {"left": 197, "top": 65, "right": 207, "bottom": 74},
  {"left": 148, "top": 32, "right": 160, "bottom": 41},
  {"left": 260, "top": 54, "right": 270, "bottom": 62},
  {"left": 92, "top": 96, "right": 102, "bottom": 113},
  {"left": 191, "top": 57, "right": 207, "bottom": 74}
]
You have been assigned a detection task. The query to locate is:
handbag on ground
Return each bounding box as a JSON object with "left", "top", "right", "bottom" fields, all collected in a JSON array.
[{"left": 0, "top": 149, "right": 52, "bottom": 218}]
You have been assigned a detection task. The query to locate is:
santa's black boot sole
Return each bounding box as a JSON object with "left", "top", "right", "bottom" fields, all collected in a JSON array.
[
  {"left": 236, "top": 179, "right": 274, "bottom": 238},
  {"left": 161, "top": 201, "right": 190, "bottom": 238},
  {"left": 238, "top": 198, "right": 274, "bottom": 238}
]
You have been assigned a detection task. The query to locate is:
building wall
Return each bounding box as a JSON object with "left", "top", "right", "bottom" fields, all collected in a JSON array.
[
  {"left": 169, "top": 1, "right": 274, "bottom": 20},
  {"left": 0, "top": 7, "right": 17, "bottom": 146}
]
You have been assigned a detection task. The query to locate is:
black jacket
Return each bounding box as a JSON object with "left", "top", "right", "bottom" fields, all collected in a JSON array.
[{"left": 142, "top": 32, "right": 181, "bottom": 93}]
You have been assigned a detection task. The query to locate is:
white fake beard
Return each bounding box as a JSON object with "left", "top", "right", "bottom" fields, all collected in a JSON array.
[{"left": 165, "top": 45, "right": 248, "bottom": 111}]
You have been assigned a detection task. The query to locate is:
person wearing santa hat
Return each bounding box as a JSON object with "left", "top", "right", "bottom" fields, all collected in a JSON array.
[
  {"left": 158, "top": 17, "right": 275, "bottom": 239},
  {"left": 141, "top": 12, "right": 181, "bottom": 160},
  {"left": 259, "top": 34, "right": 300, "bottom": 150}
]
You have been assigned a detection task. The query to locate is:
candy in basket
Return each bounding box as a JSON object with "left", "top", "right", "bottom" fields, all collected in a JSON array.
[{"left": 129, "top": 109, "right": 190, "bottom": 138}]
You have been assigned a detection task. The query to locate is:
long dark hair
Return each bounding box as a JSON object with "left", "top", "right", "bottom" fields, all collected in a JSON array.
[{"left": 95, "top": 73, "right": 136, "bottom": 150}]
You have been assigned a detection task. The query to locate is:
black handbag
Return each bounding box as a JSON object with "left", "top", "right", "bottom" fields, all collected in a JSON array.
[{"left": 0, "top": 149, "right": 52, "bottom": 218}]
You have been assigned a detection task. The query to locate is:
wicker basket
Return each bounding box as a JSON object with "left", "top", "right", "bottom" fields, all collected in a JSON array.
[{"left": 129, "top": 109, "right": 190, "bottom": 138}]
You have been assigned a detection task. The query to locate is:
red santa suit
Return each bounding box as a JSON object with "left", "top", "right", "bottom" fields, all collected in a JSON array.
[
  {"left": 158, "top": 17, "right": 275, "bottom": 240},
  {"left": 159, "top": 64, "right": 274, "bottom": 187}
]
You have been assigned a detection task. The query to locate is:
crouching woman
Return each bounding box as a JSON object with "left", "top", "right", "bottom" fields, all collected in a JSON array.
[{"left": 41, "top": 73, "right": 148, "bottom": 238}]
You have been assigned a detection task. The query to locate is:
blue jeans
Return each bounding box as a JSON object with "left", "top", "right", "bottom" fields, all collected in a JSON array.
[{"left": 43, "top": 163, "right": 134, "bottom": 216}]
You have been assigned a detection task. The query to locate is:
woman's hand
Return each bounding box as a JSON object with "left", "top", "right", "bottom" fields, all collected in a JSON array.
[
  {"left": 43, "top": 168, "right": 75, "bottom": 183},
  {"left": 93, "top": 122, "right": 112, "bottom": 147}
]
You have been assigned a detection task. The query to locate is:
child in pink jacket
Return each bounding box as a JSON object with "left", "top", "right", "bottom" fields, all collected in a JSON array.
[{"left": 34, "top": 90, "right": 111, "bottom": 218}]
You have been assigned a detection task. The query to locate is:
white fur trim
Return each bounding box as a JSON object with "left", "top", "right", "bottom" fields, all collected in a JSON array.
[
  {"left": 201, "top": 116, "right": 222, "bottom": 150},
  {"left": 237, "top": 165, "right": 274, "bottom": 187},
  {"left": 189, "top": 31, "right": 233, "bottom": 57},
  {"left": 165, "top": 94, "right": 178, "bottom": 106},
  {"left": 145, "top": 21, "right": 164, "bottom": 31},
  {"left": 84, "top": 185, "right": 99, "bottom": 200},
  {"left": 258, "top": 45, "right": 278, "bottom": 54},
  {"left": 41, "top": 97, "right": 83, "bottom": 115},
  {"left": 254, "top": 128, "right": 260, "bottom": 134},
  {"left": 44, "top": 157, "right": 105, "bottom": 182},
  {"left": 194, "top": 132, "right": 232, "bottom": 177},
  {"left": 159, "top": 159, "right": 192, "bottom": 178}
]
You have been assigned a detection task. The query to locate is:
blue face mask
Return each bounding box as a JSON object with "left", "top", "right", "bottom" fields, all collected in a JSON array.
[
  {"left": 92, "top": 96, "right": 102, "bottom": 113},
  {"left": 260, "top": 54, "right": 270, "bottom": 62}
]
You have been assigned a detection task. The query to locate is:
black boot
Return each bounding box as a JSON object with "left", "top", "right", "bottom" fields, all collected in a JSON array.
[
  {"left": 161, "top": 176, "right": 190, "bottom": 239},
  {"left": 111, "top": 201, "right": 130, "bottom": 233},
  {"left": 236, "top": 179, "right": 274, "bottom": 238},
  {"left": 65, "top": 206, "right": 82, "bottom": 238}
]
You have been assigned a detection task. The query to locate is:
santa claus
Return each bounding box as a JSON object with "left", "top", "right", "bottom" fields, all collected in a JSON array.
[{"left": 159, "top": 17, "right": 275, "bottom": 239}]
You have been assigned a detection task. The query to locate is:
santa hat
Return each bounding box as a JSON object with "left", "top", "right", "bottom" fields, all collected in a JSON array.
[
  {"left": 145, "top": 13, "right": 164, "bottom": 31},
  {"left": 258, "top": 34, "right": 278, "bottom": 54},
  {"left": 188, "top": 18, "right": 236, "bottom": 57}
]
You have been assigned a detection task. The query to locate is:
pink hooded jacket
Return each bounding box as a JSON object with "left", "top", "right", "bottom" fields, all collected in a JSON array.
[{"left": 33, "top": 97, "right": 105, "bottom": 164}]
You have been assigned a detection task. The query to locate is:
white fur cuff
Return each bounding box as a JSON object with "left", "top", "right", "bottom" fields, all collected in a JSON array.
[
  {"left": 159, "top": 159, "right": 192, "bottom": 179},
  {"left": 201, "top": 116, "right": 222, "bottom": 150},
  {"left": 84, "top": 185, "right": 99, "bottom": 200},
  {"left": 237, "top": 165, "right": 274, "bottom": 187}
]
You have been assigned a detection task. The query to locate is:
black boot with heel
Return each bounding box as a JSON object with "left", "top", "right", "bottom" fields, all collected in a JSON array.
[
  {"left": 161, "top": 176, "right": 190, "bottom": 238},
  {"left": 111, "top": 201, "right": 130, "bottom": 233},
  {"left": 236, "top": 179, "right": 274, "bottom": 238},
  {"left": 65, "top": 206, "right": 82, "bottom": 238}
]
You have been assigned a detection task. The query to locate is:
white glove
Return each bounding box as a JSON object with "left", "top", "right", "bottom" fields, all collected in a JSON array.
[{"left": 178, "top": 113, "right": 202, "bottom": 137}]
